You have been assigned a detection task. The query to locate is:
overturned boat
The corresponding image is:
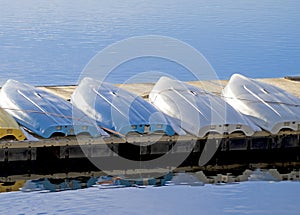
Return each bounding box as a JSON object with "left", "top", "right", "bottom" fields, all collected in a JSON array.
[
  {"left": 0, "top": 108, "right": 25, "bottom": 140},
  {"left": 149, "top": 76, "right": 260, "bottom": 137},
  {"left": 0, "top": 79, "right": 107, "bottom": 138},
  {"left": 222, "top": 74, "right": 300, "bottom": 134},
  {"left": 71, "top": 77, "right": 183, "bottom": 136}
]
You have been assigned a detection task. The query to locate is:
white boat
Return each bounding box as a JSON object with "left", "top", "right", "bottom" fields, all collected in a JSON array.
[
  {"left": 71, "top": 77, "right": 184, "bottom": 136},
  {"left": 0, "top": 79, "right": 107, "bottom": 138},
  {"left": 149, "top": 76, "right": 260, "bottom": 137},
  {"left": 222, "top": 73, "right": 300, "bottom": 134}
]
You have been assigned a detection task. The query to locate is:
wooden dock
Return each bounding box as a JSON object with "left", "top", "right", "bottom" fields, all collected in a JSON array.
[
  {"left": 39, "top": 77, "right": 300, "bottom": 99},
  {"left": 1, "top": 77, "right": 300, "bottom": 182}
]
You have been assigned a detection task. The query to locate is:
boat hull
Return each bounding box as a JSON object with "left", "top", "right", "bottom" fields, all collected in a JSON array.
[
  {"left": 149, "top": 76, "right": 260, "bottom": 137},
  {"left": 72, "top": 77, "right": 180, "bottom": 136},
  {"left": 222, "top": 74, "right": 300, "bottom": 134},
  {"left": 0, "top": 108, "right": 25, "bottom": 140},
  {"left": 0, "top": 79, "right": 107, "bottom": 138}
]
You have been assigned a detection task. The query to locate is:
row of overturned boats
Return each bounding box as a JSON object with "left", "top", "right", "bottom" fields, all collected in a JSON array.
[{"left": 0, "top": 73, "right": 300, "bottom": 141}]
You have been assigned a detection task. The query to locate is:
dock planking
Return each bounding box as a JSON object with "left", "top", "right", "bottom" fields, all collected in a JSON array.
[{"left": 36, "top": 77, "right": 300, "bottom": 100}]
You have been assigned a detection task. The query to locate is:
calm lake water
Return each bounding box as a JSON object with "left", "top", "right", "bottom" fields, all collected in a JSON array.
[
  {"left": 1, "top": 181, "right": 300, "bottom": 215},
  {"left": 1, "top": 0, "right": 300, "bottom": 86},
  {"left": 1, "top": 1, "right": 300, "bottom": 214}
]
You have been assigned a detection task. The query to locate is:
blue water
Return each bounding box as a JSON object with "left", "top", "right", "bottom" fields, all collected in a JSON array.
[
  {"left": 1, "top": 1, "right": 300, "bottom": 214},
  {"left": 1, "top": 181, "right": 300, "bottom": 215},
  {"left": 1, "top": 0, "right": 300, "bottom": 86}
]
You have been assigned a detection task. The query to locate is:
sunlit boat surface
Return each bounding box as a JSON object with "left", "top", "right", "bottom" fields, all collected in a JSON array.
[
  {"left": 149, "top": 76, "right": 260, "bottom": 137},
  {"left": 0, "top": 108, "right": 25, "bottom": 140},
  {"left": 0, "top": 79, "right": 107, "bottom": 138},
  {"left": 222, "top": 74, "right": 300, "bottom": 134},
  {"left": 72, "top": 77, "right": 183, "bottom": 136}
]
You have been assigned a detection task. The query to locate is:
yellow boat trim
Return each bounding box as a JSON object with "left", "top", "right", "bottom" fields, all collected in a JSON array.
[
  {"left": 0, "top": 128, "right": 26, "bottom": 141},
  {"left": 0, "top": 108, "right": 26, "bottom": 141}
]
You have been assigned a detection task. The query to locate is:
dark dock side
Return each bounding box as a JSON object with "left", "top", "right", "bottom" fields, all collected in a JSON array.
[{"left": 1, "top": 127, "right": 300, "bottom": 181}]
